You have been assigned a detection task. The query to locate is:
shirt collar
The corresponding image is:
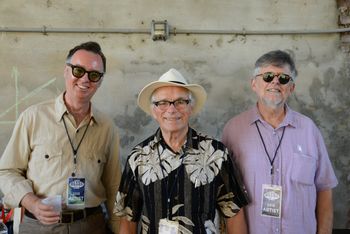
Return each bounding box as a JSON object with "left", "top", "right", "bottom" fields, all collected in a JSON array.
[
  {"left": 153, "top": 127, "right": 195, "bottom": 153},
  {"left": 249, "top": 103, "right": 297, "bottom": 129},
  {"left": 283, "top": 105, "right": 297, "bottom": 128},
  {"left": 54, "top": 92, "right": 98, "bottom": 125}
]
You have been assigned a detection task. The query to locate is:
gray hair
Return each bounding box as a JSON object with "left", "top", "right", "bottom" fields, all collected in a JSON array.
[{"left": 253, "top": 50, "right": 298, "bottom": 80}]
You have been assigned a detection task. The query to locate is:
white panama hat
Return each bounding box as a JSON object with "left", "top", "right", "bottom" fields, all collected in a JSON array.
[{"left": 137, "top": 68, "right": 207, "bottom": 115}]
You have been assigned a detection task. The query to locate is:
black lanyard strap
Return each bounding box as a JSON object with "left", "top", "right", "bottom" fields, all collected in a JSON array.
[
  {"left": 157, "top": 144, "right": 186, "bottom": 219},
  {"left": 255, "top": 121, "right": 286, "bottom": 175},
  {"left": 62, "top": 115, "right": 92, "bottom": 177}
]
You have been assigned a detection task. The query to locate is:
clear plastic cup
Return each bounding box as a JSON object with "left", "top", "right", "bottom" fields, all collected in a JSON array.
[{"left": 41, "top": 195, "right": 62, "bottom": 212}]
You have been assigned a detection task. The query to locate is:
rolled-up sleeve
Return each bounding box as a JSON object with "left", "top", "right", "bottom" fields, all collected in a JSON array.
[
  {"left": 0, "top": 111, "right": 34, "bottom": 208},
  {"left": 216, "top": 150, "right": 249, "bottom": 217},
  {"left": 114, "top": 158, "right": 143, "bottom": 222}
]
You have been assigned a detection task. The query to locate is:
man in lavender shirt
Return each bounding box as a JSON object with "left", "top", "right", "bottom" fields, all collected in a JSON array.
[{"left": 222, "top": 50, "right": 338, "bottom": 234}]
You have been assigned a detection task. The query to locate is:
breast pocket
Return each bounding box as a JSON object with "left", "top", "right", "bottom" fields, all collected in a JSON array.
[
  {"left": 291, "top": 152, "right": 316, "bottom": 185},
  {"left": 29, "top": 145, "right": 63, "bottom": 178},
  {"left": 86, "top": 151, "right": 107, "bottom": 178}
]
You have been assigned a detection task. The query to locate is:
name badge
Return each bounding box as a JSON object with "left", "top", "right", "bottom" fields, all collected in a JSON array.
[
  {"left": 67, "top": 177, "right": 85, "bottom": 209},
  {"left": 159, "top": 218, "right": 179, "bottom": 234},
  {"left": 261, "top": 184, "right": 282, "bottom": 218}
]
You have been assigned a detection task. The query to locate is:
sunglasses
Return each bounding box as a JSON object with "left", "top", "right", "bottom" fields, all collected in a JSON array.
[
  {"left": 66, "top": 63, "right": 104, "bottom": 82},
  {"left": 256, "top": 72, "right": 292, "bottom": 85}
]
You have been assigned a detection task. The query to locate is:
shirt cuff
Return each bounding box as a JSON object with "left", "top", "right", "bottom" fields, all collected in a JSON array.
[{"left": 4, "top": 180, "right": 33, "bottom": 208}]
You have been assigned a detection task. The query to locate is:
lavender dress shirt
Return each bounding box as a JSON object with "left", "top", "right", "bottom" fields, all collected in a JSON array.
[{"left": 222, "top": 105, "right": 338, "bottom": 234}]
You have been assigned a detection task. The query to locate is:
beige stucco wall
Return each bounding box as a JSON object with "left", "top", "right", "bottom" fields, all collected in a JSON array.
[{"left": 0, "top": 0, "right": 348, "bottom": 229}]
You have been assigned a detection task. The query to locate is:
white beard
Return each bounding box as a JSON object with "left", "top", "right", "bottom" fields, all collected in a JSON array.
[{"left": 261, "top": 96, "right": 284, "bottom": 109}]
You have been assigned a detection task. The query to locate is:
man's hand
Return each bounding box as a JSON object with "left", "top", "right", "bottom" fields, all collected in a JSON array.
[{"left": 21, "top": 193, "right": 60, "bottom": 225}]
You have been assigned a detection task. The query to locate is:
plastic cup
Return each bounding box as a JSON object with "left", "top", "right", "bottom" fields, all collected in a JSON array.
[{"left": 41, "top": 195, "right": 62, "bottom": 212}]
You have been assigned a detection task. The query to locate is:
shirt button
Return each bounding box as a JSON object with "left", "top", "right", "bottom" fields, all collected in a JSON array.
[
  {"left": 97, "top": 159, "right": 101, "bottom": 163},
  {"left": 45, "top": 154, "right": 49, "bottom": 159}
]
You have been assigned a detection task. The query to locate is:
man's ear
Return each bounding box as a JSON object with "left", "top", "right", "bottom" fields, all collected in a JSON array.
[
  {"left": 151, "top": 108, "right": 157, "bottom": 119},
  {"left": 251, "top": 77, "right": 257, "bottom": 92},
  {"left": 63, "top": 66, "right": 69, "bottom": 79},
  {"left": 97, "top": 78, "right": 103, "bottom": 87},
  {"left": 289, "top": 82, "right": 295, "bottom": 93},
  {"left": 188, "top": 104, "right": 193, "bottom": 116}
]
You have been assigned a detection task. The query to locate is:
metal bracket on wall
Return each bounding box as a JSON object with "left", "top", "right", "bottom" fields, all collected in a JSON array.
[
  {"left": 337, "top": 0, "right": 350, "bottom": 53},
  {"left": 151, "top": 20, "right": 169, "bottom": 41}
]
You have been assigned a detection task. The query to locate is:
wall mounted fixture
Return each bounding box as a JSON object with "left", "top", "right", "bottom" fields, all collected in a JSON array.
[{"left": 151, "top": 20, "right": 169, "bottom": 41}]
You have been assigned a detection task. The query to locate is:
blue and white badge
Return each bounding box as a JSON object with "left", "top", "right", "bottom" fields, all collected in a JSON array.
[{"left": 67, "top": 177, "right": 85, "bottom": 209}]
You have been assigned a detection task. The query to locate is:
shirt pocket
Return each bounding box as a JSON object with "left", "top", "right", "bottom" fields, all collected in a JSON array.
[
  {"left": 86, "top": 151, "right": 107, "bottom": 178},
  {"left": 29, "top": 145, "right": 63, "bottom": 178},
  {"left": 291, "top": 152, "right": 316, "bottom": 185}
]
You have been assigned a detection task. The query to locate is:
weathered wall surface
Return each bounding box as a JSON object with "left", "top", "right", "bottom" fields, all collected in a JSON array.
[{"left": 0, "top": 0, "right": 349, "bottom": 229}]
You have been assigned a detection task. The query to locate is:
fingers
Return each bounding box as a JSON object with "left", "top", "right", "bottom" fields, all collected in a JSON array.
[
  {"left": 34, "top": 201, "right": 61, "bottom": 225},
  {"left": 21, "top": 193, "right": 61, "bottom": 225},
  {"left": 37, "top": 211, "right": 60, "bottom": 225}
]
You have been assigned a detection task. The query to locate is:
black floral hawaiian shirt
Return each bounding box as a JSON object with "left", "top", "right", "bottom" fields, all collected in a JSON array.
[{"left": 114, "top": 127, "right": 249, "bottom": 233}]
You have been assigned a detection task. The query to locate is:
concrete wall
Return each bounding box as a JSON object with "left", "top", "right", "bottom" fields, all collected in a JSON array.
[{"left": 0, "top": 0, "right": 349, "bottom": 229}]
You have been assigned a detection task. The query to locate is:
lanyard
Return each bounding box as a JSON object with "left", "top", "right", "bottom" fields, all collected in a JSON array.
[
  {"left": 157, "top": 144, "right": 186, "bottom": 219},
  {"left": 62, "top": 115, "right": 92, "bottom": 177},
  {"left": 255, "top": 122, "right": 286, "bottom": 175},
  {"left": 1, "top": 208, "right": 13, "bottom": 224}
]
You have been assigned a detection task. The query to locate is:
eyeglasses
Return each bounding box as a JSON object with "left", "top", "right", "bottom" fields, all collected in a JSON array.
[
  {"left": 152, "top": 99, "right": 191, "bottom": 111},
  {"left": 66, "top": 63, "right": 104, "bottom": 82},
  {"left": 256, "top": 72, "right": 292, "bottom": 85}
]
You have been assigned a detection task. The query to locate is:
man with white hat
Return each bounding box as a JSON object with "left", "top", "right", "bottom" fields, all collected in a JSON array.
[{"left": 114, "top": 68, "right": 249, "bottom": 233}]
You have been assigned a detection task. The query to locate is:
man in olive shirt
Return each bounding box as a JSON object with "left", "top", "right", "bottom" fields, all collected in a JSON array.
[{"left": 0, "top": 41, "right": 121, "bottom": 234}]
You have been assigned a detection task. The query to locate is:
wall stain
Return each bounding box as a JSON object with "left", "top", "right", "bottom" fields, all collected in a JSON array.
[
  {"left": 309, "top": 77, "right": 324, "bottom": 107},
  {"left": 120, "top": 133, "right": 135, "bottom": 152},
  {"left": 227, "top": 36, "right": 236, "bottom": 43},
  {"left": 199, "top": 78, "right": 212, "bottom": 94},
  {"left": 182, "top": 60, "right": 207, "bottom": 74},
  {"left": 130, "top": 60, "right": 165, "bottom": 65},
  {"left": 216, "top": 37, "right": 223, "bottom": 47},
  {"left": 114, "top": 106, "right": 152, "bottom": 134},
  {"left": 46, "top": 0, "right": 52, "bottom": 8},
  {"left": 238, "top": 35, "right": 247, "bottom": 44},
  {"left": 323, "top": 67, "right": 336, "bottom": 93},
  {"left": 128, "top": 45, "right": 134, "bottom": 51}
]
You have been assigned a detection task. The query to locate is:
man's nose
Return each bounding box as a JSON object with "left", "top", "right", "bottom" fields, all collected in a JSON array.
[
  {"left": 271, "top": 75, "right": 281, "bottom": 84},
  {"left": 167, "top": 102, "right": 178, "bottom": 112},
  {"left": 80, "top": 73, "right": 90, "bottom": 82}
]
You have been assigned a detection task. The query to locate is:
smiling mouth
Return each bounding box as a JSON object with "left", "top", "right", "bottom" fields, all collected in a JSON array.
[
  {"left": 77, "top": 84, "right": 89, "bottom": 90},
  {"left": 267, "top": 88, "right": 280, "bottom": 93},
  {"left": 164, "top": 117, "right": 181, "bottom": 121}
]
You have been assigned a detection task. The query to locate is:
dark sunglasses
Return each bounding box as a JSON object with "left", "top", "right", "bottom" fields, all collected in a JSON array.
[
  {"left": 256, "top": 72, "right": 292, "bottom": 85},
  {"left": 66, "top": 63, "right": 104, "bottom": 82}
]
